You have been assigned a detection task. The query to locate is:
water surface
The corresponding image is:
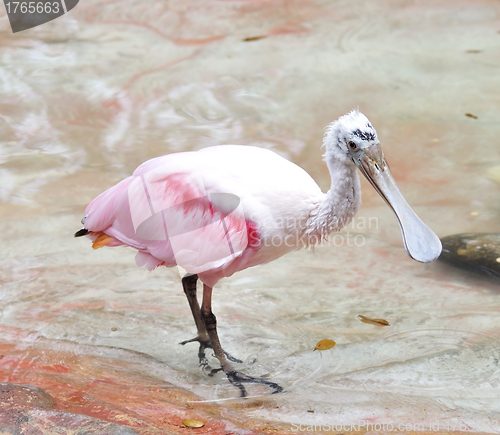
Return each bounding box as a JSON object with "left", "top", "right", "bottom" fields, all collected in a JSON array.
[{"left": 1, "top": 0, "right": 500, "bottom": 432}]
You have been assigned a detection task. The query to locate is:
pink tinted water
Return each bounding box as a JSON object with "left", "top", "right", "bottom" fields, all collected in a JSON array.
[{"left": 1, "top": 0, "right": 500, "bottom": 432}]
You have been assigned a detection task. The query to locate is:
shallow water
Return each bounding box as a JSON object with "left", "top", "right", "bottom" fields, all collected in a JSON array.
[{"left": 1, "top": 0, "right": 500, "bottom": 432}]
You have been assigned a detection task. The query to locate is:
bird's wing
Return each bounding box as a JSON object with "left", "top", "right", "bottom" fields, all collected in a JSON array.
[{"left": 82, "top": 156, "right": 250, "bottom": 274}]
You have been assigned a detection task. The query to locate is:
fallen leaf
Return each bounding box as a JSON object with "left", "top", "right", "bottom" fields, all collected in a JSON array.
[
  {"left": 243, "top": 35, "right": 268, "bottom": 42},
  {"left": 183, "top": 420, "right": 205, "bottom": 428},
  {"left": 358, "top": 315, "right": 390, "bottom": 326},
  {"left": 314, "top": 339, "right": 336, "bottom": 351}
]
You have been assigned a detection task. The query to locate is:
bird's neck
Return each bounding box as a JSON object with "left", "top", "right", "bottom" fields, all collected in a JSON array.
[{"left": 307, "top": 157, "right": 361, "bottom": 238}]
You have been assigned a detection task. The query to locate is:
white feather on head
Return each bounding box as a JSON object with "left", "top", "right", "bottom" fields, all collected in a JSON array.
[{"left": 323, "top": 109, "right": 378, "bottom": 163}]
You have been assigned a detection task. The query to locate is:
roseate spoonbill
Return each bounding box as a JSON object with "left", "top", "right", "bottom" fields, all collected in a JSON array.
[{"left": 75, "top": 110, "right": 441, "bottom": 396}]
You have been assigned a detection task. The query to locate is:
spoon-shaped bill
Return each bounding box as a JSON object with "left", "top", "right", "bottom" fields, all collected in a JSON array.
[{"left": 356, "top": 144, "right": 442, "bottom": 263}]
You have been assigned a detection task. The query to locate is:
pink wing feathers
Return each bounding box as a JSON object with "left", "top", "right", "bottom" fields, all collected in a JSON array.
[{"left": 81, "top": 153, "right": 250, "bottom": 274}]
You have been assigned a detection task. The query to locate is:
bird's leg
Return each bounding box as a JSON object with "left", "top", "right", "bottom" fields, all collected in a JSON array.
[
  {"left": 180, "top": 274, "right": 241, "bottom": 370},
  {"left": 201, "top": 283, "right": 283, "bottom": 398},
  {"left": 180, "top": 274, "right": 208, "bottom": 343},
  {"left": 179, "top": 273, "right": 212, "bottom": 370}
]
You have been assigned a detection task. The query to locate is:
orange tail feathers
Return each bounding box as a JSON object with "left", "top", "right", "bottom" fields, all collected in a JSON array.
[{"left": 92, "top": 232, "right": 118, "bottom": 249}]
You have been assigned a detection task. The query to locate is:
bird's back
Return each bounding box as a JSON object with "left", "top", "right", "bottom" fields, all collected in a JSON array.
[{"left": 80, "top": 145, "right": 323, "bottom": 280}]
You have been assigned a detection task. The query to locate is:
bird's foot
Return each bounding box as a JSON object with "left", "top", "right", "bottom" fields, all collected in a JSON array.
[
  {"left": 179, "top": 335, "right": 206, "bottom": 346},
  {"left": 180, "top": 336, "right": 213, "bottom": 370},
  {"left": 180, "top": 336, "right": 243, "bottom": 370},
  {"left": 224, "top": 350, "right": 243, "bottom": 364},
  {"left": 225, "top": 370, "right": 283, "bottom": 398}
]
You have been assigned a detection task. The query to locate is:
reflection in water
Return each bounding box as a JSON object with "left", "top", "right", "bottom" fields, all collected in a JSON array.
[{"left": 1, "top": 0, "right": 500, "bottom": 431}]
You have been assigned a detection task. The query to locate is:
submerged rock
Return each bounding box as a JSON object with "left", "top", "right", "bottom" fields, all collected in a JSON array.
[
  {"left": 439, "top": 233, "right": 500, "bottom": 279},
  {"left": 0, "top": 383, "right": 56, "bottom": 412},
  {"left": 0, "top": 410, "right": 139, "bottom": 435},
  {"left": 0, "top": 383, "right": 138, "bottom": 434}
]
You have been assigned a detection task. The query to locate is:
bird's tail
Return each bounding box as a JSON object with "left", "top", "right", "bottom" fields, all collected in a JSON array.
[
  {"left": 74, "top": 228, "right": 89, "bottom": 237},
  {"left": 74, "top": 229, "right": 118, "bottom": 249}
]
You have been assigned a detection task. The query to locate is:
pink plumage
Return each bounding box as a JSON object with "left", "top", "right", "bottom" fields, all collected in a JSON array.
[{"left": 78, "top": 144, "right": 323, "bottom": 288}]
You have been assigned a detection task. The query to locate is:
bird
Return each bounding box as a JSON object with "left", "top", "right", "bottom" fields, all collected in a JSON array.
[{"left": 75, "top": 109, "right": 442, "bottom": 397}]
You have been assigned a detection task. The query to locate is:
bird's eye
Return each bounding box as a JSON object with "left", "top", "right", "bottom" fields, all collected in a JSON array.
[{"left": 348, "top": 141, "right": 357, "bottom": 150}]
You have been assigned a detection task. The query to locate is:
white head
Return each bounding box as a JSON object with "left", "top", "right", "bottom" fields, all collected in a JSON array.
[
  {"left": 323, "top": 109, "right": 379, "bottom": 164},
  {"left": 322, "top": 109, "right": 442, "bottom": 264}
]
